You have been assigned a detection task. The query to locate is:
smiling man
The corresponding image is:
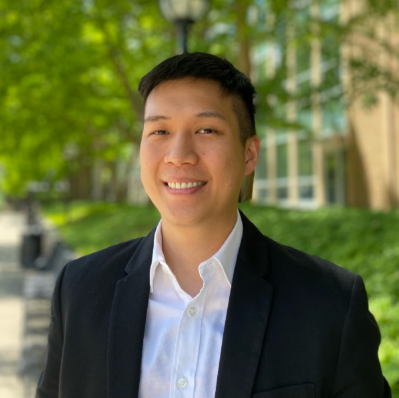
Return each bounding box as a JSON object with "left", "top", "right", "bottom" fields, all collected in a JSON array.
[
  {"left": 36, "top": 53, "right": 390, "bottom": 398},
  {"left": 139, "top": 75, "right": 258, "bottom": 300}
]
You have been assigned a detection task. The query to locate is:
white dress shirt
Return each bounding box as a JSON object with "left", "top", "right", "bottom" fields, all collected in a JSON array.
[{"left": 138, "top": 211, "right": 243, "bottom": 398}]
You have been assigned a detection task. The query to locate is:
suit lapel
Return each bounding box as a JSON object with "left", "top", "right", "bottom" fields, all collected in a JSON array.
[
  {"left": 215, "top": 211, "right": 274, "bottom": 398},
  {"left": 107, "top": 229, "right": 155, "bottom": 398}
]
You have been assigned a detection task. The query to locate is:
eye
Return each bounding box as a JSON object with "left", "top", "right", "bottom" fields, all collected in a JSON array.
[
  {"left": 197, "top": 128, "right": 215, "bottom": 134},
  {"left": 152, "top": 130, "right": 168, "bottom": 135}
]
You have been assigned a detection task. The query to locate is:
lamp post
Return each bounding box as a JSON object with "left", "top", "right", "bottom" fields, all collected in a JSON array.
[{"left": 158, "top": 0, "right": 210, "bottom": 53}]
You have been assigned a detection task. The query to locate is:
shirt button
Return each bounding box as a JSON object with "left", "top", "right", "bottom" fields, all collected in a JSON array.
[
  {"left": 188, "top": 307, "right": 197, "bottom": 317},
  {"left": 177, "top": 378, "right": 188, "bottom": 389}
]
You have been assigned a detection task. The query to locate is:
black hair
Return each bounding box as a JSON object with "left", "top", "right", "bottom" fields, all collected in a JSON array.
[{"left": 138, "top": 52, "right": 257, "bottom": 145}]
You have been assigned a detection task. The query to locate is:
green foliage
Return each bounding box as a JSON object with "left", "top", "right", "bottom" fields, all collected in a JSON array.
[
  {"left": 44, "top": 200, "right": 161, "bottom": 255},
  {"left": 1, "top": 0, "right": 398, "bottom": 196},
  {"left": 0, "top": 0, "right": 256, "bottom": 196},
  {"left": 0, "top": 0, "right": 175, "bottom": 194},
  {"left": 43, "top": 201, "right": 399, "bottom": 393}
]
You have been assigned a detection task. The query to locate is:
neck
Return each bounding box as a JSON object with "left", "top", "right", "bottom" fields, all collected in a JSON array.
[{"left": 160, "top": 210, "right": 238, "bottom": 297}]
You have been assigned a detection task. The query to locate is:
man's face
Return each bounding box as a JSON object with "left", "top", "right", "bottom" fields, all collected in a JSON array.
[{"left": 140, "top": 78, "right": 259, "bottom": 227}]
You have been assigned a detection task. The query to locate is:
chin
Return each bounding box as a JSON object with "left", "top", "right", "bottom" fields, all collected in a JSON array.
[{"left": 162, "top": 205, "right": 208, "bottom": 227}]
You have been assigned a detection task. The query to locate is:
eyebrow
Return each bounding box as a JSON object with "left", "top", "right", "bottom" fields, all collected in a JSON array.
[
  {"left": 143, "top": 111, "right": 226, "bottom": 124},
  {"left": 195, "top": 111, "right": 226, "bottom": 121},
  {"left": 144, "top": 115, "right": 171, "bottom": 123}
]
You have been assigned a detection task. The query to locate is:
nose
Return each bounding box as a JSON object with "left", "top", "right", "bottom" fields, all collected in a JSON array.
[{"left": 164, "top": 132, "right": 199, "bottom": 166}]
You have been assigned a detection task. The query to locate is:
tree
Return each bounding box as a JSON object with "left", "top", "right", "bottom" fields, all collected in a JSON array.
[
  {"left": 1, "top": 0, "right": 399, "bottom": 199},
  {"left": 0, "top": 0, "right": 174, "bottom": 197}
]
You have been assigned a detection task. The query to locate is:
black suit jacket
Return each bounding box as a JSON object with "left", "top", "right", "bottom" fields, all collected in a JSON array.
[{"left": 36, "top": 211, "right": 391, "bottom": 398}]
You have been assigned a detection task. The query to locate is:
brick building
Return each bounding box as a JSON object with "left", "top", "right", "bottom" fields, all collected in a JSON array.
[{"left": 251, "top": 0, "right": 399, "bottom": 210}]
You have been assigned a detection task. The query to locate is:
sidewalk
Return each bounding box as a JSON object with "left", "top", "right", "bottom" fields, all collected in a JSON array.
[
  {"left": 0, "top": 210, "right": 26, "bottom": 398},
  {"left": 0, "top": 208, "right": 71, "bottom": 398}
]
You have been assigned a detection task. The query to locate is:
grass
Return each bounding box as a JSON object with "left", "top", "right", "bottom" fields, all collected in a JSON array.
[
  {"left": 43, "top": 200, "right": 399, "bottom": 394},
  {"left": 43, "top": 201, "right": 161, "bottom": 255}
]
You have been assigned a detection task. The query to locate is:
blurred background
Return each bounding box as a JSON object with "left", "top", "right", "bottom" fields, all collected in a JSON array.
[{"left": 0, "top": 0, "right": 398, "bottom": 396}]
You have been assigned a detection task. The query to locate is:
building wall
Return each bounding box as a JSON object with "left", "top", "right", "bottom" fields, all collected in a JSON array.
[
  {"left": 343, "top": 0, "right": 399, "bottom": 210},
  {"left": 346, "top": 94, "right": 399, "bottom": 209},
  {"left": 252, "top": 0, "right": 399, "bottom": 210},
  {"left": 252, "top": 0, "right": 344, "bottom": 210}
]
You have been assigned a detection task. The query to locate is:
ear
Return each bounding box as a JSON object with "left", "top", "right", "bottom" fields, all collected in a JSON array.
[{"left": 244, "top": 135, "right": 260, "bottom": 176}]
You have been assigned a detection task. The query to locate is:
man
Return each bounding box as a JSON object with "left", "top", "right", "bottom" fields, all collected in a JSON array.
[{"left": 36, "top": 52, "right": 391, "bottom": 398}]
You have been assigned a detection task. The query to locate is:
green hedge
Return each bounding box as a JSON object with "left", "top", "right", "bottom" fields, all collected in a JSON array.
[{"left": 43, "top": 201, "right": 399, "bottom": 394}]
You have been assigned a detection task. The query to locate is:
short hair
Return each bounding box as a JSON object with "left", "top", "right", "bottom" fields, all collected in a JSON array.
[{"left": 138, "top": 52, "right": 257, "bottom": 145}]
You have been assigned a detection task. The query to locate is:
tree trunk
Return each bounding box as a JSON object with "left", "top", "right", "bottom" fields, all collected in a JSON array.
[
  {"left": 236, "top": 0, "right": 251, "bottom": 77},
  {"left": 236, "top": 0, "right": 254, "bottom": 202},
  {"left": 117, "top": 146, "right": 137, "bottom": 202},
  {"left": 68, "top": 158, "right": 92, "bottom": 200}
]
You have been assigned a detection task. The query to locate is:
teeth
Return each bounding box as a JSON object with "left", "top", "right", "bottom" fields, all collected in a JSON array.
[{"left": 167, "top": 182, "right": 205, "bottom": 189}]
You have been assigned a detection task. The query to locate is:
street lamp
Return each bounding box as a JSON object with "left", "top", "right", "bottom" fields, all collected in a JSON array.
[{"left": 159, "top": 0, "right": 210, "bottom": 53}]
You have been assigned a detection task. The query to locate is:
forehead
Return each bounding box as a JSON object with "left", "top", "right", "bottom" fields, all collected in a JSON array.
[{"left": 144, "top": 78, "right": 234, "bottom": 116}]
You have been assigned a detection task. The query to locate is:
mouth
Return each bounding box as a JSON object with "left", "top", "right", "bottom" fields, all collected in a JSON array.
[
  {"left": 164, "top": 181, "right": 207, "bottom": 190},
  {"left": 163, "top": 180, "right": 208, "bottom": 194}
]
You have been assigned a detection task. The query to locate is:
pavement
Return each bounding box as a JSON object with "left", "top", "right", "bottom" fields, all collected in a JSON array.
[
  {"left": 0, "top": 210, "right": 27, "bottom": 397},
  {"left": 0, "top": 210, "right": 55, "bottom": 398}
]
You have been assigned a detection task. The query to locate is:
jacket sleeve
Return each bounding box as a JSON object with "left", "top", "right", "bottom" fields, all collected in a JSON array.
[
  {"left": 35, "top": 264, "right": 68, "bottom": 398},
  {"left": 330, "top": 274, "right": 391, "bottom": 398}
]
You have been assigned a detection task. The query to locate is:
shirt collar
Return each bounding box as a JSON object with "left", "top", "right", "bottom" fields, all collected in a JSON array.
[{"left": 150, "top": 210, "right": 243, "bottom": 293}]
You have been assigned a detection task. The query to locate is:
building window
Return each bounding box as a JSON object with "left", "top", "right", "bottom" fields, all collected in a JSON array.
[
  {"left": 325, "top": 155, "right": 336, "bottom": 204},
  {"left": 322, "top": 97, "right": 345, "bottom": 137},
  {"left": 298, "top": 139, "right": 312, "bottom": 176},
  {"left": 254, "top": 137, "right": 268, "bottom": 204},
  {"left": 257, "top": 186, "right": 268, "bottom": 203},
  {"left": 277, "top": 185, "right": 289, "bottom": 200},
  {"left": 298, "top": 139, "right": 315, "bottom": 205},
  {"left": 277, "top": 142, "right": 288, "bottom": 178},
  {"left": 277, "top": 141, "right": 289, "bottom": 202},
  {"left": 299, "top": 184, "right": 313, "bottom": 199},
  {"left": 324, "top": 151, "right": 345, "bottom": 206},
  {"left": 256, "top": 139, "right": 267, "bottom": 179}
]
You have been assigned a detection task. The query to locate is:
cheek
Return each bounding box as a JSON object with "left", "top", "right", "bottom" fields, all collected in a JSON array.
[
  {"left": 204, "top": 144, "right": 245, "bottom": 185},
  {"left": 140, "top": 145, "right": 159, "bottom": 187}
]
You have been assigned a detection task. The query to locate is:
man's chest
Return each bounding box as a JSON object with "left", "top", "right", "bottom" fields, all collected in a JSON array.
[{"left": 138, "top": 263, "right": 231, "bottom": 398}]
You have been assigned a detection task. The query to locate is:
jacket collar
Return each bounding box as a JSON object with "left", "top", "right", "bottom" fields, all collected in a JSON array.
[
  {"left": 236, "top": 209, "right": 271, "bottom": 279},
  {"left": 122, "top": 209, "right": 271, "bottom": 279},
  {"left": 124, "top": 226, "right": 156, "bottom": 275}
]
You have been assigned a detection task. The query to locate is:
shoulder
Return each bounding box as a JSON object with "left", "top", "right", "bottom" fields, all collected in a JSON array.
[
  {"left": 61, "top": 237, "right": 145, "bottom": 289},
  {"left": 271, "top": 237, "right": 355, "bottom": 284},
  {"left": 264, "top": 235, "right": 359, "bottom": 314},
  {"left": 239, "top": 210, "right": 358, "bottom": 304},
  {"left": 259, "top": 235, "right": 374, "bottom": 354}
]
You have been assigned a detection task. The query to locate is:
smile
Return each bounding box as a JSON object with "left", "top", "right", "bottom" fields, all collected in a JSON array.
[{"left": 166, "top": 182, "right": 206, "bottom": 189}]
